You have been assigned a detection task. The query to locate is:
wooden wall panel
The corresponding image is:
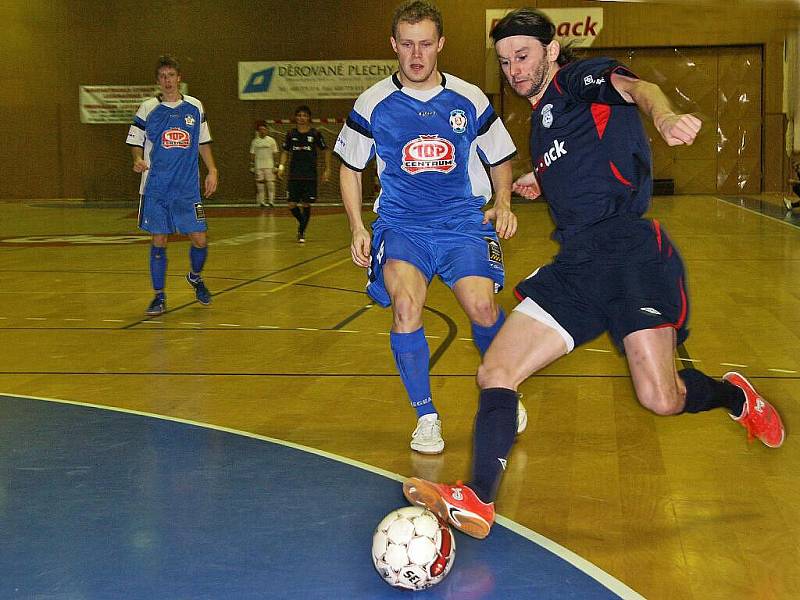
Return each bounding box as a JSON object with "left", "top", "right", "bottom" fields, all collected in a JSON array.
[{"left": 0, "top": 1, "right": 796, "bottom": 200}]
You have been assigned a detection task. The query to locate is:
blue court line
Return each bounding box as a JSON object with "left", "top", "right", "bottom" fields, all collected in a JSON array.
[{"left": 1, "top": 393, "right": 643, "bottom": 599}]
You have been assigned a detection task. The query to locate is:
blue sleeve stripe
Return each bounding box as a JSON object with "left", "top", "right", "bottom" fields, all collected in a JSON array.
[
  {"left": 346, "top": 113, "right": 372, "bottom": 139},
  {"left": 125, "top": 141, "right": 144, "bottom": 148},
  {"left": 477, "top": 111, "right": 498, "bottom": 137},
  {"left": 132, "top": 119, "right": 145, "bottom": 130}
]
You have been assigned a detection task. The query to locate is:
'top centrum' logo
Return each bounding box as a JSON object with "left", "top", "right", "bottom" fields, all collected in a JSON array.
[{"left": 401, "top": 135, "right": 456, "bottom": 175}]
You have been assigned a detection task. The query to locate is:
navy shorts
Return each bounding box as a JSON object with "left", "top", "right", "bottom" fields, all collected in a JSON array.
[
  {"left": 138, "top": 195, "right": 207, "bottom": 235},
  {"left": 514, "top": 216, "right": 689, "bottom": 352},
  {"left": 367, "top": 218, "right": 505, "bottom": 308},
  {"left": 287, "top": 179, "right": 317, "bottom": 203}
]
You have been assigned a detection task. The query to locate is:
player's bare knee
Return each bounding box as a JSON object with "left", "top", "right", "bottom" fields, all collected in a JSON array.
[
  {"left": 476, "top": 362, "right": 515, "bottom": 390},
  {"left": 391, "top": 295, "right": 424, "bottom": 330},
  {"left": 466, "top": 299, "right": 498, "bottom": 327}
]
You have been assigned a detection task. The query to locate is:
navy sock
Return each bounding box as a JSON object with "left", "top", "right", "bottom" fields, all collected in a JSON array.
[
  {"left": 300, "top": 206, "right": 311, "bottom": 233},
  {"left": 150, "top": 245, "right": 167, "bottom": 291},
  {"left": 390, "top": 328, "right": 436, "bottom": 417},
  {"left": 679, "top": 368, "right": 745, "bottom": 415},
  {"left": 290, "top": 206, "right": 302, "bottom": 224},
  {"left": 189, "top": 245, "right": 207, "bottom": 275},
  {"left": 469, "top": 388, "right": 518, "bottom": 503},
  {"left": 471, "top": 309, "right": 505, "bottom": 356}
]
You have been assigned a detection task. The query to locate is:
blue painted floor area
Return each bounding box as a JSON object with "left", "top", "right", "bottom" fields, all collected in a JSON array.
[{"left": 1, "top": 395, "right": 623, "bottom": 599}]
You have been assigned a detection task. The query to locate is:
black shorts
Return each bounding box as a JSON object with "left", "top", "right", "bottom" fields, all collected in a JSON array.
[
  {"left": 287, "top": 179, "right": 317, "bottom": 203},
  {"left": 514, "top": 215, "right": 689, "bottom": 352}
]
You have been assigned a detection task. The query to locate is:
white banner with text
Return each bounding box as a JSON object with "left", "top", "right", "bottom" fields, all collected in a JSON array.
[{"left": 238, "top": 60, "right": 398, "bottom": 100}]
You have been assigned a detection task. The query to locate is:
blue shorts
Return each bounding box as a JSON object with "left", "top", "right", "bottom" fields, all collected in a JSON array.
[
  {"left": 514, "top": 216, "right": 689, "bottom": 352},
  {"left": 367, "top": 218, "right": 505, "bottom": 308},
  {"left": 138, "top": 195, "right": 208, "bottom": 235}
]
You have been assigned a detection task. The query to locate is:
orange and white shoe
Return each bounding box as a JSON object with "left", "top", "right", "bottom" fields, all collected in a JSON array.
[
  {"left": 403, "top": 478, "right": 495, "bottom": 539},
  {"left": 724, "top": 372, "right": 785, "bottom": 448}
]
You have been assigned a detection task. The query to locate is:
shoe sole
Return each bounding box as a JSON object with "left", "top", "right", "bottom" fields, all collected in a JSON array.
[
  {"left": 516, "top": 400, "right": 528, "bottom": 435},
  {"left": 403, "top": 478, "right": 491, "bottom": 539},
  {"left": 145, "top": 309, "right": 165, "bottom": 316},
  {"left": 410, "top": 442, "right": 444, "bottom": 455},
  {"left": 724, "top": 371, "right": 785, "bottom": 448}
]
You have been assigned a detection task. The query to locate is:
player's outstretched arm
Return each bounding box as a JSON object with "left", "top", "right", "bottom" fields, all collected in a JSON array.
[
  {"left": 340, "top": 163, "right": 371, "bottom": 268},
  {"left": 511, "top": 172, "right": 541, "bottom": 201},
  {"left": 277, "top": 151, "right": 289, "bottom": 180},
  {"left": 199, "top": 144, "right": 218, "bottom": 197},
  {"left": 611, "top": 73, "right": 701, "bottom": 146},
  {"left": 484, "top": 160, "right": 517, "bottom": 239}
]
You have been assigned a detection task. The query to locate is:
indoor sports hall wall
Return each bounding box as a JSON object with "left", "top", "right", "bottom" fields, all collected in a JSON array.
[{"left": 0, "top": 0, "right": 797, "bottom": 201}]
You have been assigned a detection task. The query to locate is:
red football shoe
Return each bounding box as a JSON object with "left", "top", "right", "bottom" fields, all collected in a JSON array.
[
  {"left": 724, "top": 372, "right": 785, "bottom": 448},
  {"left": 403, "top": 478, "right": 495, "bottom": 539}
]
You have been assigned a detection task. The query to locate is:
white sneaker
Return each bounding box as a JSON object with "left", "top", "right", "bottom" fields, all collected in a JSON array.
[
  {"left": 410, "top": 416, "right": 444, "bottom": 454},
  {"left": 516, "top": 398, "right": 528, "bottom": 435}
]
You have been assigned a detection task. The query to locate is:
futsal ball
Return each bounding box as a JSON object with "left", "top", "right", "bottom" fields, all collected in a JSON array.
[{"left": 371, "top": 505, "right": 456, "bottom": 591}]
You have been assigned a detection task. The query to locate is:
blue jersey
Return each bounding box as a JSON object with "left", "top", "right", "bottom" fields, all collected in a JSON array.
[
  {"left": 529, "top": 58, "right": 651, "bottom": 242},
  {"left": 126, "top": 95, "right": 212, "bottom": 200},
  {"left": 335, "top": 73, "right": 516, "bottom": 226}
]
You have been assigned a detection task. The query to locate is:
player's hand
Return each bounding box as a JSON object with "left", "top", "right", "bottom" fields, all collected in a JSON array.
[
  {"left": 512, "top": 172, "right": 541, "bottom": 200},
  {"left": 204, "top": 170, "right": 218, "bottom": 197},
  {"left": 322, "top": 168, "right": 331, "bottom": 184},
  {"left": 655, "top": 112, "right": 702, "bottom": 146},
  {"left": 277, "top": 165, "right": 285, "bottom": 181},
  {"left": 483, "top": 204, "right": 517, "bottom": 239},
  {"left": 132, "top": 158, "right": 149, "bottom": 173},
  {"left": 350, "top": 228, "right": 371, "bottom": 268}
]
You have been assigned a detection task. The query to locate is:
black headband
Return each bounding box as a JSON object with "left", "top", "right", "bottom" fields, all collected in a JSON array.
[{"left": 491, "top": 22, "right": 553, "bottom": 44}]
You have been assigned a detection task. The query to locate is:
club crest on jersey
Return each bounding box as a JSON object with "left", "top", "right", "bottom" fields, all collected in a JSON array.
[
  {"left": 401, "top": 135, "right": 456, "bottom": 174},
  {"left": 162, "top": 127, "right": 191, "bottom": 149},
  {"left": 541, "top": 104, "right": 554, "bottom": 128},
  {"left": 449, "top": 109, "right": 467, "bottom": 133},
  {"left": 184, "top": 114, "right": 195, "bottom": 126}
]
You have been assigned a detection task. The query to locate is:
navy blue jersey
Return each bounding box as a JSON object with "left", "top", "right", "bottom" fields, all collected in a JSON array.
[
  {"left": 335, "top": 73, "right": 516, "bottom": 226},
  {"left": 530, "top": 58, "right": 651, "bottom": 242},
  {"left": 283, "top": 128, "right": 326, "bottom": 180}
]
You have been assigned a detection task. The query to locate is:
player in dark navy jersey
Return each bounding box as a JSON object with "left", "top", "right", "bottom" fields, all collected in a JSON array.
[
  {"left": 337, "top": 1, "right": 526, "bottom": 455},
  {"left": 277, "top": 105, "right": 331, "bottom": 243},
  {"left": 126, "top": 55, "right": 218, "bottom": 316},
  {"left": 404, "top": 7, "right": 785, "bottom": 539}
]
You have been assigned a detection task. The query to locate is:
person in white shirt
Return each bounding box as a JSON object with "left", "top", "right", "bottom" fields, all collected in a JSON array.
[{"left": 250, "top": 121, "right": 279, "bottom": 207}]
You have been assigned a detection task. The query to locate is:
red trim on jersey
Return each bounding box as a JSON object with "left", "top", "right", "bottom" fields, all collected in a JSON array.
[
  {"left": 591, "top": 103, "right": 610, "bottom": 139},
  {"left": 652, "top": 219, "right": 662, "bottom": 252},
  {"left": 609, "top": 161, "right": 632, "bottom": 187},
  {"left": 553, "top": 70, "right": 563, "bottom": 95},
  {"left": 514, "top": 288, "right": 524, "bottom": 302}
]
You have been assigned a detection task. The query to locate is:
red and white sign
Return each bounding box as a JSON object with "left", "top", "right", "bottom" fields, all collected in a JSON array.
[
  {"left": 162, "top": 128, "right": 191, "bottom": 149},
  {"left": 485, "top": 8, "right": 603, "bottom": 48},
  {"left": 401, "top": 135, "right": 456, "bottom": 174}
]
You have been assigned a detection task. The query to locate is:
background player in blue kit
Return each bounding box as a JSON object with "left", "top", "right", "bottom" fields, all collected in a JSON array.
[
  {"left": 126, "top": 55, "right": 218, "bottom": 316},
  {"left": 404, "top": 8, "right": 785, "bottom": 538},
  {"left": 336, "top": 1, "right": 526, "bottom": 455},
  {"left": 277, "top": 105, "right": 331, "bottom": 243}
]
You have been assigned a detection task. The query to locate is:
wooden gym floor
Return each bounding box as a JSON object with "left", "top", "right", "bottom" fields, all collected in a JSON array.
[{"left": 0, "top": 194, "right": 797, "bottom": 599}]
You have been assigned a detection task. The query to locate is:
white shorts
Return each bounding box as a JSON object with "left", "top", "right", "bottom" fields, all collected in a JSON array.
[{"left": 254, "top": 168, "right": 275, "bottom": 182}]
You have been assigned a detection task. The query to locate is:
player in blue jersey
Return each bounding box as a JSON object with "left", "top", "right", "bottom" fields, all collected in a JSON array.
[
  {"left": 336, "top": 0, "right": 527, "bottom": 455},
  {"left": 404, "top": 7, "right": 785, "bottom": 538},
  {"left": 126, "top": 55, "right": 218, "bottom": 316}
]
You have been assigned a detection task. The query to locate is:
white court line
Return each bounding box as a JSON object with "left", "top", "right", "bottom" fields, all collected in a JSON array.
[
  {"left": 102, "top": 319, "right": 124, "bottom": 323},
  {"left": 676, "top": 357, "right": 700, "bottom": 363},
  {"left": 3, "top": 392, "right": 645, "bottom": 600},
  {"left": 218, "top": 323, "right": 241, "bottom": 327},
  {"left": 768, "top": 368, "right": 798, "bottom": 374},
  {"left": 720, "top": 362, "right": 748, "bottom": 368},
  {"left": 585, "top": 348, "right": 611, "bottom": 353}
]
